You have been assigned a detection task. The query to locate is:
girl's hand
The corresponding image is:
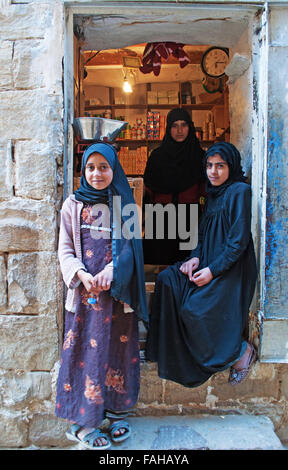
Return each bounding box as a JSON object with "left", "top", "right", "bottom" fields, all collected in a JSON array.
[
  {"left": 92, "top": 266, "right": 113, "bottom": 291},
  {"left": 192, "top": 267, "right": 213, "bottom": 287},
  {"left": 77, "top": 270, "right": 94, "bottom": 292},
  {"left": 179, "top": 257, "right": 200, "bottom": 281}
]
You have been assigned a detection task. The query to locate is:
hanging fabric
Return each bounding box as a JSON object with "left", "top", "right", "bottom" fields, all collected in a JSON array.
[{"left": 139, "top": 42, "right": 190, "bottom": 76}]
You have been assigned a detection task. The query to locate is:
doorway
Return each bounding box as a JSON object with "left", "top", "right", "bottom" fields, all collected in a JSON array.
[{"left": 63, "top": 2, "right": 265, "bottom": 352}]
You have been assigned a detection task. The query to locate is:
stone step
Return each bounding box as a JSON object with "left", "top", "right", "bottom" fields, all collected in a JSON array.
[{"left": 68, "top": 415, "right": 285, "bottom": 451}]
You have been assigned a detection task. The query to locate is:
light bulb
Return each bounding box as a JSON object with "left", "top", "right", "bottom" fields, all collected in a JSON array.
[{"left": 123, "top": 79, "right": 132, "bottom": 93}]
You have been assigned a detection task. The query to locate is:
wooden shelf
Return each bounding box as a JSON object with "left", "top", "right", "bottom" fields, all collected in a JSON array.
[
  {"left": 116, "top": 139, "right": 215, "bottom": 145},
  {"left": 85, "top": 102, "right": 222, "bottom": 112}
]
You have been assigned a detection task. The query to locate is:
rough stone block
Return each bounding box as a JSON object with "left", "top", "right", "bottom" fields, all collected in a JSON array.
[
  {"left": 7, "top": 252, "right": 58, "bottom": 314},
  {"left": 280, "top": 364, "right": 288, "bottom": 399},
  {"left": 164, "top": 379, "right": 207, "bottom": 406},
  {"left": 0, "top": 409, "right": 28, "bottom": 448},
  {"left": 29, "top": 413, "right": 70, "bottom": 447},
  {"left": 0, "top": 40, "right": 13, "bottom": 90},
  {"left": 0, "top": 3, "right": 54, "bottom": 40},
  {"left": 0, "top": 90, "right": 63, "bottom": 141},
  {"left": 139, "top": 363, "right": 163, "bottom": 404},
  {"left": 0, "top": 255, "right": 7, "bottom": 308},
  {"left": 13, "top": 40, "right": 46, "bottom": 89},
  {"left": 13, "top": 34, "right": 63, "bottom": 95},
  {"left": 210, "top": 375, "right": 279, "bottom": 403},
  {"left": 0, "top": 198, "right": 56, "bottom": 252},
  {"left": 0, "top": 314, "right": 58, "bottom": 370},
  {"left": 14, "top": 140, "right": 56, "bottom": 200},
  {"left": 0, "top": 140, "right": 13, "bottom": 201},
  {"left": 0, "top": 370, "right": 52, "bottom": 406}
]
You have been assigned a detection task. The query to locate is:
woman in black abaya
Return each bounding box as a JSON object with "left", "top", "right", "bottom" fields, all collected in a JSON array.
[
  {"left": 143, "top": 108, "right": 206, "bottom": 265},
  {"left": 145, "top": 142, "right": 257, "bottom": 387}
]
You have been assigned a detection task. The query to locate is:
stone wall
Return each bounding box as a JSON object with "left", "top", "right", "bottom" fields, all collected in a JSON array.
[
  {"left": 0, "top": 0, "right": 66, "bottom": 448},
  {"left": 0, "top": 0, "right": 288, "bottom": 449}
]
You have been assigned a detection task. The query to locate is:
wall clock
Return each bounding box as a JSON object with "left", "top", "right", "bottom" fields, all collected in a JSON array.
[{"left": 201, "top": 47, "right": 229, "bottom": 78}]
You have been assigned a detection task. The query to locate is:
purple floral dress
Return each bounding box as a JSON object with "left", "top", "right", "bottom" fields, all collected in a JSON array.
[{"left": 55, "top": 204, "right": 140, "bottom": 427}]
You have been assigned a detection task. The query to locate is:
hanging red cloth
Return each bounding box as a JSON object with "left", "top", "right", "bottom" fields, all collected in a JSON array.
[{"left": 139, "top": 42, "right": 190, "bottom": 76}]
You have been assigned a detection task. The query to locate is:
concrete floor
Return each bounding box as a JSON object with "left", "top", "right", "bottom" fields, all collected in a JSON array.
[{"left": 62, "top": 414, "right": 285, "bottom": 451}]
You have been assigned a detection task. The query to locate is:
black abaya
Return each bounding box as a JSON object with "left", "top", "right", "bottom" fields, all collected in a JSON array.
[{"left": 145, "top": 181, "right": 257, "bottom": 387}]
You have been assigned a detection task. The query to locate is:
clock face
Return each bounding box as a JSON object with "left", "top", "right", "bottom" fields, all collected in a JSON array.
[{"left": 201, "top": 47, "right": 229, "bottom": 78}]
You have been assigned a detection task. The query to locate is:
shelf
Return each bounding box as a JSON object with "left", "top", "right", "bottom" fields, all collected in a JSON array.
[
  {"left": 85, "top": 102, "right": 223, "bottom": 112},
  {"left": 116, "top": 139, "right": 215, "bottom": 145},
  {"left": 116, "top": 139, "right": 161, "bottom": 143}
]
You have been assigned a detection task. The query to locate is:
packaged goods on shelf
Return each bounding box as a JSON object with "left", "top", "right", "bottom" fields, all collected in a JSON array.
[
  {"left": 147, "top": 111, "right": 160, "bottom": 140},
  {"left": 118, "top": 146, "right": 147, "bottom": 175},
  {"left": 117, "top": 117, "right": 146, "bottom": 140},
  {"left": 160, "top": 115, "right": 166, "bottom": 140}
]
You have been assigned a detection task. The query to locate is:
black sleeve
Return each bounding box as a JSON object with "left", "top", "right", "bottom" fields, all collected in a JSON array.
[
  {"left": 208, "top": 184, "right": 252, "bottom": 277},
  {"left": 189, "top": 212, "right": 205, "bottom": 259}
]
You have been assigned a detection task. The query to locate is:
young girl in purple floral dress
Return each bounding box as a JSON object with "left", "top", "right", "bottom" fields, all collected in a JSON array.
[{"left": 55, "top": 143, "right": 148, "bottom": 450}]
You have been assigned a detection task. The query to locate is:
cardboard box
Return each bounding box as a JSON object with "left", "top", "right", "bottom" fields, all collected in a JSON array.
[
  {"left": 147, "top": 92, "right": 157, "bottom": 104},
  {"left": 158, "top": 97, "right": 169, "bottom": 104}
]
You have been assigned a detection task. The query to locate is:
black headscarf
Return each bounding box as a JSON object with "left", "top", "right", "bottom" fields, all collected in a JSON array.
[
  {"left": 144, "top": 108, "right": 205, "bottom": 194},
  {"left": 205, "top": 142, "right": 247, "bottom": 197}
]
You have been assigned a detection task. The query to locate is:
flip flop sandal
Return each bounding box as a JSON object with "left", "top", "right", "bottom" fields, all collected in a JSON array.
[
  {"left": 228, "top": 344, "right": 257, "bottom": 386},
  {"left": 66, "top": 424, "right": 111, "bottom": 450},
  {"left": 108, "top": 420, "right": 131, "bottom": 443}
]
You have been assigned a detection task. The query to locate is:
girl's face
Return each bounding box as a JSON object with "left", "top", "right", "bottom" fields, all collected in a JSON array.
[
  {"left": 85, "top": 152, "right": 113, "bottom": 190},
  {"left": 170, "top": 120, "right": 189, "bottom": 142},
  {"left": 206, "top": 154, "right": 229, "bottom": 186}
]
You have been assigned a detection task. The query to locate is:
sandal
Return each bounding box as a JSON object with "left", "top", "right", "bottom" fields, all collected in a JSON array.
[
  {"left": 66, "top": 423, "right": 111, "bottom": 450},
  {"left": 108, "top": 420, "right": 131, "bottom": 443},
  {"left": 228, "top": 343, "right": 257, "bottom": 386}
]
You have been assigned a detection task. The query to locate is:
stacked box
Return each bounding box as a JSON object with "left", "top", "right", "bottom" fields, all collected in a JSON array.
[
  {"left": 148, "top": 89, "right": 179, "bottom": 105},
  {"left": 147, "top": 111, "right": 160, "bottom": 140},
  {"left": 147, "top": 91, "right": 157, "bottom": 104},
  {"left": 135, "top": 146, "right": 147, "bottom": 174},
  {"left": 118, "top": 146, "right": 147, "bottom": 175},
  {"left": 168, "top": 89, "right": 179, "bottom": 104}
]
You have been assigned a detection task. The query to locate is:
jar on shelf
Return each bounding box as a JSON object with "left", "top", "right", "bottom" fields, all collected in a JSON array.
[
  {"left": 208, "top": 121, "right": 215, "bottom": 140},
  {"left": 104, "top": 109, "right": 112, "bottom": 119}
]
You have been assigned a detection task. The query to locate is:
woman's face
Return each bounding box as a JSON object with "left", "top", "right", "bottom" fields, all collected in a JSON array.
[
  {"left": 170, "top": 120, "right": 189, "bottom": 142},
  {"left": 206, "top": 154, "right": 229, "bottom": 186},
  {"left": 85, "top": 152, "right": 113, "bottom": 190}
]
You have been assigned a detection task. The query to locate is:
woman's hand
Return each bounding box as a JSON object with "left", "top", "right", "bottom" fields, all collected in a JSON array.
[
  {"left": 92, "top": 265, "right": 113, "bottom": 291},
  {"left": 77, "top": 270, "right": 94, "bottom": 292},
  {"left": 179, "top": 257, "right": 200, "bottom": 281},
  {"left": 192, "top": 267, "right": 213, "bottom": 287}
]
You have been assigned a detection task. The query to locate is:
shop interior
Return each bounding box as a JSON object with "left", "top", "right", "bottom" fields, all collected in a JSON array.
[{"left": 73, "top": 42, "right": 230, "bottom": 279}]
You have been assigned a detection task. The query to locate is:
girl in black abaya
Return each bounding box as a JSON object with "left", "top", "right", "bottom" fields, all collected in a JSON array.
[
  {"left": 143, "top": 108, "right": 206, "bottom": 265},
  {"left": 145, "top": 142, "right": 257, "bottom": 387}
]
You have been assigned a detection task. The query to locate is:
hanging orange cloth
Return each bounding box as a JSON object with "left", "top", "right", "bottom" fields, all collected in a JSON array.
[{"left": 139, "top": 42, "right": 190, "bottom": 76}]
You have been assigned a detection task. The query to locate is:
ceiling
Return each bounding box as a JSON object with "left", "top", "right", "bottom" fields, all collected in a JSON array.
[
  {"left": 75, "top": 7, "right": 254, "bottom": 88},
  {"left": 74, "top": 7, "right": 254, "bottom": 51}
]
